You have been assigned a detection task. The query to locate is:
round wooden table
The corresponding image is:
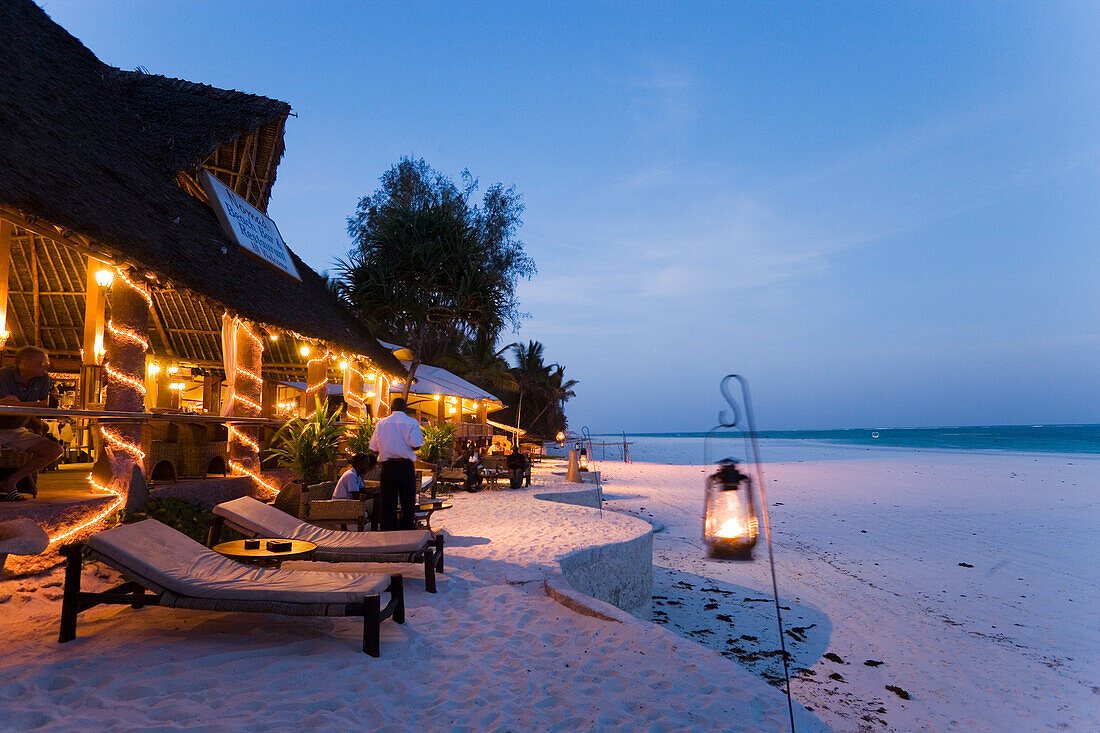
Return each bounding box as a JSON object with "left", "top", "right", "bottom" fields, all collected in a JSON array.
[
  {"left": 414, "top": 501, "right": 453, "bottom": 531},
  {"left": 212, "top": 538, "right": 317, "bottom": 567}
]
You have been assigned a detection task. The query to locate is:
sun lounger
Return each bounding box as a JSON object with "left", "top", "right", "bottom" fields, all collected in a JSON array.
[
  {"left": 208, "top": 496, "right": 445, "bottom": 592},
  {"left": 59, "top": 519, "right": 404, "bottom": 656}
]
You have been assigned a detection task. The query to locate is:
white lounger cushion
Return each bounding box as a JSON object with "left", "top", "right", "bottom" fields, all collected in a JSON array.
[
  {"left": 214, "top": 496, "right": 430, "bottom": 554},
  {"left": 86, "top": 519, "right": 389, "bottom": 604}
]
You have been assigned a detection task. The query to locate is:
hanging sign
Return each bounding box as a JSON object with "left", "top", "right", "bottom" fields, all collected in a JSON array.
[{"left": 199, "top": 169, "right": 301, "bottom": 282}]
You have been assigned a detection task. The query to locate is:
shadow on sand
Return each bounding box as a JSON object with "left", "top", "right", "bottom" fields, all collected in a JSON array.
[{"left": 650, "top": 565, "right": 832, "bottom": 689}]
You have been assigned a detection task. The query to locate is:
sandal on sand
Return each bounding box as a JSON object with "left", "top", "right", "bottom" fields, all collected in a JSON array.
[{"left": 2, "top": 489, "right": 26, "bottom": 501}]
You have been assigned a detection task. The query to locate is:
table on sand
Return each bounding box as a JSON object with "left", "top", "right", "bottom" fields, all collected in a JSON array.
[{"left": 213, "top": 538, "right": 316, "bottom": 567}]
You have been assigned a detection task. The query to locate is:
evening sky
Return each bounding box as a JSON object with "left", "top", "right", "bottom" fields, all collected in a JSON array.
[{"left": 38, "top": 1, "right": 1100, "bottom": 431}]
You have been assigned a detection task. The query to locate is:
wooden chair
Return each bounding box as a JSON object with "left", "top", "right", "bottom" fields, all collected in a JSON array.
[{"left": 300, "top": 480, "right": 372, "bottom": 531}]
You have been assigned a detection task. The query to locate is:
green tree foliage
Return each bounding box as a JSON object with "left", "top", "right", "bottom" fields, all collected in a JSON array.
[{"left": 339, "top": 158, "right": 535, "bottom": 400}]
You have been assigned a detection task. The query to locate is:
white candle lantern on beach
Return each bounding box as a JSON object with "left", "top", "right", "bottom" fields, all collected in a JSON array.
[{"left": 703, "top": 458, "right": 759, "bottom": 559}]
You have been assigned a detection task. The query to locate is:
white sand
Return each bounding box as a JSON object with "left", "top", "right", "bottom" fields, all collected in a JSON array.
[
  {"left": 0, "top": 467, "right": 807, "bottom": 732},
  {"left": 1, "top": 444, "right": 1095, "bottom": 731},
  {"left": 597, "top": 440, "right": 1100, "bottom": 731}
]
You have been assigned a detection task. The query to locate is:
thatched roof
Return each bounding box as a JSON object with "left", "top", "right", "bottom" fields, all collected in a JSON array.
[{"left": 0, "top": 0, "right": 400, "bottom": 375}]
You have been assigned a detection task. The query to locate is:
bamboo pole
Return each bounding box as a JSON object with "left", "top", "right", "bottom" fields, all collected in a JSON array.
[{"left": 0, "top": 220, "right": 12, "bottom": 352}]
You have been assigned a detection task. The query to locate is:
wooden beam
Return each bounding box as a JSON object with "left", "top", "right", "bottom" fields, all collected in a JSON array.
[
  {"left": 30, "top": 233, "right": 39, "bottom": 346},
  {"left": 80, "top": 257, "right": 108, "bottom": 409},
  {"left": 256, "top": 117, "right": 285, "bottom": 208},
  {"left": 0, "top": 207, "right": 117, "bottom": 266},
  {"left": 149, "top": 294, "right": 176, "bottom": 358},
  {"left": 0, "top": 220, "right": 12, "bottom": 347}
]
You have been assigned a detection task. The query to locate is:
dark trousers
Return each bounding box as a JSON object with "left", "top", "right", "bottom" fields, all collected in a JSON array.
[
  {"left": 380, "top": 460, "right": 416, "bottom": 531},
  {"left": 508, "top": 468, "right": 523, "bottom": 489}
]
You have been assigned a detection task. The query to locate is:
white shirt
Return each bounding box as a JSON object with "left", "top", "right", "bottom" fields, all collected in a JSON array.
[
  {"left": 369, "top": 411, "right": 424, "bottom": 462},
  {"left": 332, "top": 467, "right": 365, "bottom": 499}
]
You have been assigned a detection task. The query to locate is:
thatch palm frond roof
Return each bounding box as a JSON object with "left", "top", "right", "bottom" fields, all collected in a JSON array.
[{"left": 0, "top": 0, "right": 400, "bottom": 375}]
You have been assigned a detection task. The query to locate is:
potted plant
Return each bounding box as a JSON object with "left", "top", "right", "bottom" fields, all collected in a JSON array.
[
  {"left": 346, "top": 418, "right": 376, "bottom": 458},
  {"left": 267, "top": 397, "right": 344, "bottom": 488}
]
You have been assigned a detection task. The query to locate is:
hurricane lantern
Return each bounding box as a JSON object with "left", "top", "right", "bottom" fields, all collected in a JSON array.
[
  {"left": 578, "top": 449, "right": 589, "bottom": 471},
  {"left": 703, "top": 458, "right": 759, "bottom": 559}
]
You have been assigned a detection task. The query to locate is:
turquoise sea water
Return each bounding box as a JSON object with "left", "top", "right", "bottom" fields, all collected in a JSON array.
[
  {"left": 563, "top": 425, "right": 1100, "bottom": 465},
  {"left": 622, "top": 424, "right": 1100, "bottom": 455}
]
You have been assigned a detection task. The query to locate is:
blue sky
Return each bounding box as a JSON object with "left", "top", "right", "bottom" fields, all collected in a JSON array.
[{"left": 40, "top": 1, "right": 1100, "bottom": 431}]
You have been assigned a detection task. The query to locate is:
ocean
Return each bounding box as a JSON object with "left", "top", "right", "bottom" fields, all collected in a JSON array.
[{"left": 557, "top": 424, "right": 1100, "bottom": 466}]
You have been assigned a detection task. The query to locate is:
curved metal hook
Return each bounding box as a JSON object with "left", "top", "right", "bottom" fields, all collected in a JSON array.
[{"left": 718, "top": 374, "right": 742, "bottom": 428}]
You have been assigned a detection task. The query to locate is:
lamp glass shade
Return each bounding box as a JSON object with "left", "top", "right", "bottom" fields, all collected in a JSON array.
[{"left": 703, "top": 459, "right": 759, "bottom": 559}]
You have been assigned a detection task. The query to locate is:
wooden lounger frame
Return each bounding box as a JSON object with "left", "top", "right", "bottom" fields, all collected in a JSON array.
[
  {"left": 57, "top": 543, "right": 404, "bottom": 657},
  {"left": 206, "top": 515, "right": 446, "bottom": 593}
]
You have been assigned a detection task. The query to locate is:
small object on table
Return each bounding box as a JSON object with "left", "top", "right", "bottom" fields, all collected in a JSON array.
[{"left": 212, "top": 538, "right": 317, "bottom": 567}]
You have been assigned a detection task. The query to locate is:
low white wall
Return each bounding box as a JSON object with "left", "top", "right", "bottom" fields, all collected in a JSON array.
[
  {"left": 556, "top": 527, "right": 653, "bottom": 618},
  {"left": 532, "top": 485, "right": 652, "bottom": 619}
]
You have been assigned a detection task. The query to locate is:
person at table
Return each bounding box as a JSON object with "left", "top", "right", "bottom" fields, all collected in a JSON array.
[
  {"left": 463, "top": 447, "right": 482, "bottom": 493},
  {"left": 506, "top": 446, "right": 527, "bottom": 490},
  {"left": 0, "top": 346, "right": 63, "bottom": 501},
  {"left": 331, "top": 452, "right": 373, "bottom": 500},
  {"left": 369, "top": 397, "right": 423, "bottom": 530}
]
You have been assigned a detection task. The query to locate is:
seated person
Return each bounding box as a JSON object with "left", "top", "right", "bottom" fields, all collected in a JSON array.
[
  {"left": 331, "top": 453, "right": 374, "bottom": 499},
  {"left": 506, "top": 447, "right": 527, "bottom": 490},
  {"left": 0, "top": 346, "right": 64, "bottom": 501}
]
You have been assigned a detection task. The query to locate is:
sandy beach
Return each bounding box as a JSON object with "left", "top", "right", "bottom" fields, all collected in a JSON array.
[
  {"left": 599, "top": 439, "right": 1099, "bottom": 731},
  {"left": 2, "top": 443, "right": 1097, "bottom": 731}
]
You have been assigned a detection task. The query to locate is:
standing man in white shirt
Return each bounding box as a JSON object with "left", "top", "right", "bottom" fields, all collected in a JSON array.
[{"left": 369, "top": 397, "right": 424, "bottom": 530}]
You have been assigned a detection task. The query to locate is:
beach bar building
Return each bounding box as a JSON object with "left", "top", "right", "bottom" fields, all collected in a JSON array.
[
  {"left": 0, "top": 0, "right": 402, "bottom": 546},
  {"left": 378, "top": 342, "right": 507, "bottom": 443}
]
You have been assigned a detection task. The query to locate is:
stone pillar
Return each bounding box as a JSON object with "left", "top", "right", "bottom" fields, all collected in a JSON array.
[
  {"left": 228, "top": 320, "right": 263, "bottom": 471},
  {"left": 343, "top": 358, "right": 365, "bottom": 421},
  {"left": 303, "top": 351, "right": 329, "bottom": 417},
  {"left": 102, "top": 269, "right": 150, "bottom": 509}
]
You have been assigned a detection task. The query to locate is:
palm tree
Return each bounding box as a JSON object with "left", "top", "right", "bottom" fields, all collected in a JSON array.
[
  {"left": 525, "top": 365, "right": 577, "bottom": 435},
  {"left": 509, "top": 341, "right": 553, "bottom": 437}
]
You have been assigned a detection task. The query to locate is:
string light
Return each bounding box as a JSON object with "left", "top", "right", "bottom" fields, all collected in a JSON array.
[
  {"left": 105, "top": 364, "right": 147, "bottom": 395},
  {"left": 305, "top": 379, "right": 328, "bottom": 394},
  {"left": 112, "top": 267, "right": 153, "bottom": 308},
  {"left": 100, "top": 426, "right": 146, "bottom": 461},
  {"left": 47, "top": 476, "right": 124, "bottom": 548},
  {"left": 229, "top": 460, "right": 279, "bottom": 494},
  {"left": 306, "top": 350, "right": 331, "bottom": 367},
  {"left": 227, "top": 425, "right": 260, "bottom": 453},
  {"left": 236, "top": 319, "right": 264, "bottom": 350},
  {"left": 106, "top": 320, "right": 149, "bottom": 350},
  {"left": 236, "top": 365, "right": 263, "bottom": 384},
  {"left": 224, "top": 388, "right": 262, "bottom": 412}
]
